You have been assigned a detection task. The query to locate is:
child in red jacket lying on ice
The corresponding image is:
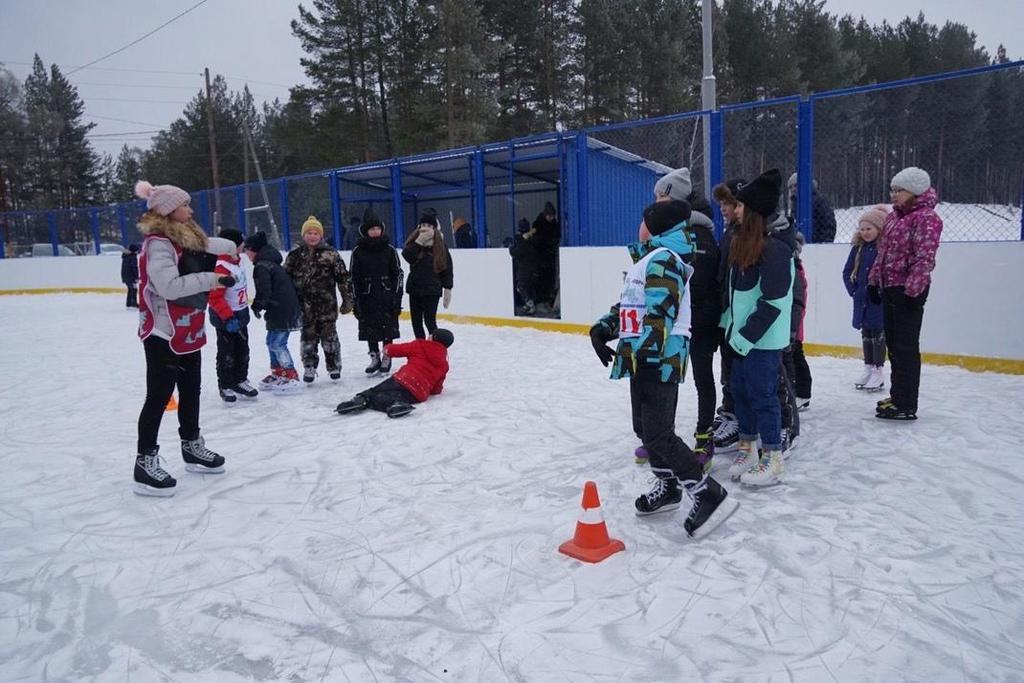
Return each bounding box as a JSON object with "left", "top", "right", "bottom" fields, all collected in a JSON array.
[{"left": 335, "top": 328, "right": 454, "bottom": 418}]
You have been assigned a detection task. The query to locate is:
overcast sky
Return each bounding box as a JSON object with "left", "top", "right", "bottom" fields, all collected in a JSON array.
[{"left": 0, "top": 0, "right": 1021, "bottom": 157}]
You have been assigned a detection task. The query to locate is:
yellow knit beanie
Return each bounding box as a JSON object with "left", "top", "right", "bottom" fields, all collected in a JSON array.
[{"left": 301, "top": 215, "right": 324, "bottom": 237}]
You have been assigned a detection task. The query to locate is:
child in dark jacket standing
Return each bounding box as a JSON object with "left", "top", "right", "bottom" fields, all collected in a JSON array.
[
  {"left": 843, "top": 205, "right": 888, "bottom": 392},
  {"left": 786, "top": 233, "right": 812, "bottom": 410},
  {"left": 121, "top": 243, "right": 140, "bottom": 308},
  {"left": 208, "top": 229, "right": 257, "bottom": 402},
  {"left": 244, "top": 231, "right": 303, "bottom": 394},
  {"left": 284, "top": 215, "right": 353, "bottom": 383},
  {"left": 336, "top": 328, "right": 454, "bottom": 418},
  {"left": 350, "top": 209, "right": 403, "bottom": 375},
  {"left": 403, "top": 210, "right": 454, "bottom": 339}
]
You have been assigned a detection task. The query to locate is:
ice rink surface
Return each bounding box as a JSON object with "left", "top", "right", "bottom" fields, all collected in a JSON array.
[{"left": 1, "top": 294, "right": 1023, "bottom": 682}]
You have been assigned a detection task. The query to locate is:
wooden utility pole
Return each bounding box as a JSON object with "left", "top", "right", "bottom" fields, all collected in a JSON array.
[{"left": 204, "top": 67, "right": 222, "bottom": 227}]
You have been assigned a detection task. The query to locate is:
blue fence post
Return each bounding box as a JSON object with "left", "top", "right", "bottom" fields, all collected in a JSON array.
[
  {"left": 235, "top": 187, "right": 247, "bottom": 235},
  {"left": 279, "top": 178, "right": 291, "bottom": 250},
  {"left": 47, "top": 212, "right": 58, "bottom": 256},
  {"left": 557, "top": 134, "right": 570, "bottom": 246},
  {"left": 796, "top": 98, "right": 814, "bottom": 243},
  {"left": 390, "top": 163, "right": 405, "bottom": 245},
  {"left": 329, "top": 172, "right": 342, "bottom": 249},
  {"left": 709, "top": 110, "right": 725, "bottom": 239},
  {"left": 574, "top": 132, "right": 590, "bottom": 246},
  {"left": 471, "top": 149, "right": 487, "bottom": 247},
  {"left": 507, "top": 141, "right": 516, "bottom": 236},
  {"left": 89, "top": 208, "right": 101, "bottom": 254},
  {"left": 117, "top": 204, "right": 128, "bottom": 246}
]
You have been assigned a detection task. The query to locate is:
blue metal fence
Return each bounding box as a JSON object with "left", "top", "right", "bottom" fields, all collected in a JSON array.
[{"left": 2, "top": 61, "right": 1022, "bottom": 258}]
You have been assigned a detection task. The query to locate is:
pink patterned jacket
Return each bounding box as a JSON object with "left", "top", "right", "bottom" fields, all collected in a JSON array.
[{"left": 868, "top": 188, "right": 943, "bottom": 298}]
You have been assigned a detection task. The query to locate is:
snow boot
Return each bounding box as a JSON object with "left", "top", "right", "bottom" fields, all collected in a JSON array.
[
  {"left": 741, "top": 449, "right": 783, "bottom": 487},
  {"left": 364, "top": 352, "right": 381, "bottom": 375},
  {"left": 180, "top": 436, "right": 225, "bottom": 474},
  {"left": 218, "top": 387, "right": 237, "bottom": 403},
  {"left": 728, "top": 440, "right": 758, "bottom": 481},
  {"left": 232, "top": 380, "right": 259, "bottom": 398},
  {"left": 682, "top": 476, "right": 738, "bottom": 538},
  {"left": 386, "top": 402, "right": 415, "bottom": 418},
  {"left": 862, "top": 366, "right": 885, "bottom": 392},
  {"left": 634, "top": 446, "right": 650, "bottom": 465},
  {"left": 694, "top": 430, "right": 715, "bottom": 475},
  {"left": 303, "top": 366, "right": 317, "bottom": 383},
  {"left": 713, "top": 411, "right": 739, "bottom": 453},
  {"left": 634, "top": 470, "right": 683, "bottom": 516},
  {"left": 336, "top": 395, "right": 369, "bottom": 414},
  {"left": 133, "top": 447, "right": 176, "bottom": 497}
]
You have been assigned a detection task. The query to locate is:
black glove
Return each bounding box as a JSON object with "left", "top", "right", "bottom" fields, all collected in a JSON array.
[
  {"left": 867, "top": 285, "right": 882, "bottom": 305},
  {"left": 589, "top": 324, "right": 615, "bottom": 367},
  {"left": 218, "top": 275, "right": 236, "bottom": 287},
  {"left": 904, "top": 291, "right": 926, "bottom": 311},
  {"left": 251, "top": 306, "right": 263, "bottom": 319}
]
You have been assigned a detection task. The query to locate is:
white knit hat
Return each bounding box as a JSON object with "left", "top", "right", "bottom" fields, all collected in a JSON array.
[
  {"left": 654, "top": 167, "right": 692, "bottom": 202},
  {"left": 891, "top": 167, "right": 931, "bottom": 196},
  {"left": 134, "top": 180, "right": 191, "bottom": 216}
]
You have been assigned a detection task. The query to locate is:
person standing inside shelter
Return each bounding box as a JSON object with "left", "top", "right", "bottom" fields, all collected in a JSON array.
[
  {"left": 284, "top": 215, "right": 354, "bottom": 383},
  {"left": 651, "top": 167, "right": 721, "bottom": 469},
  {"left": 510, "top": 217, "right": 541, "bottom": 315},
  {"left": 453, "top": 217, "right": 478, "bottom": 248},
  {"left": 531, "top": 202, "right": 561, "bottom": 310},
  {"left": 121, "top": 243, "right": 140, "bottom": 308},
  {"left": 132, "top": 180, "right": 231, "bottom": 497},
  {"left": 869, "top": 167, "right": 943, "bottom": 420},
  {"left": 589, "top": 199, "right": 736, "bottom": 538},
  {"left": 720, "top": 169, "right": 793, "bottom": 487},
  {"left": 403, "top": 209, "right": 453, "bottom": 339},
  {"left": 787, "top": 173, "right": 837, "bottom": 243},
  {"left": 350, "top": 208, "right": 403, "bottom": 375}
]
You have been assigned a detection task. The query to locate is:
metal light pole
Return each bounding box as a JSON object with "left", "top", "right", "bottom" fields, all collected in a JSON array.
[{"left": 700, "top": 0, "right": 717, "bottom": 198}]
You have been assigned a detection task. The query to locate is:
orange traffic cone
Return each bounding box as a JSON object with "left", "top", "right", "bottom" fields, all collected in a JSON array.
[
  {"left": 164, "top": 393, "right": 178, "bottom": 412},
  {"left": 558, "top": 481, "right": 625, "bottom": 563}
]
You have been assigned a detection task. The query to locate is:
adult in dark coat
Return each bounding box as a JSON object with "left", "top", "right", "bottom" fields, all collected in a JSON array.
[
  {"left": 787, "top": 173, "right": 837, "bottom": 243},
  {"left": 531, "top": 201, "right": 560, "bottom": 308},
  {"left": 350, "top": 209, "right": 403, "bottom": 373},
  {"left": 453, "top": 217, "right": 478, "bottom": 248},
  {"left": 509, "top": 218, "right": 540, "bottom": 314},
  {"left": 121, "top": 243, "right": 140, "bottom": 308}
]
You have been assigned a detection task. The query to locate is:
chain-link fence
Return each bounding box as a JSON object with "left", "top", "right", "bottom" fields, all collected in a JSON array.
[{"left": 3, "top": 63, "right": 1022, "bottom": 259}]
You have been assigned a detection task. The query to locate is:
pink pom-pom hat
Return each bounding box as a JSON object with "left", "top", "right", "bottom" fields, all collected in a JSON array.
[{"left": 134, "top": 180, "right": 191, "bottom": 217}]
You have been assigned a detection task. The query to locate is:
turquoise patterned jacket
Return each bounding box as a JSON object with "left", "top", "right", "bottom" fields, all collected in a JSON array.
[{"left": 593, "top": 226, "right": 695, "bottom": 384}]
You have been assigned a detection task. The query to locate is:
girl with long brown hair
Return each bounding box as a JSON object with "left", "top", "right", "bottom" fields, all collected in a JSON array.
[
  {"left": 402, "top": 210, "right": 454, "bottom": 339},
  {"left": 720, "top": 169, "right": 794, "bottom": 487}
]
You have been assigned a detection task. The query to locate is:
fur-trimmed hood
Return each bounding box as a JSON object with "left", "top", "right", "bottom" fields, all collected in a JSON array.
[{"left": 137, "top": 211, "right": 209, "bottom": 252}]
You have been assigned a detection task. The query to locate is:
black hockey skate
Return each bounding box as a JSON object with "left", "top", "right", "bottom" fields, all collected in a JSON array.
[
  {"left": 232, "top": 380, "right": 259, "bottom": 398},
  {"left": 336, "top": 395, "right": 369, "bottom": 414},
  {"left": 134, "top": 447, "right": 177, "bottom": 497},
  {"left": 876, "top": 403, "right": 917, "bottom": 420},
  {"left": 218, "top": 387, "right": 237, "bottom": 403},
  {"left": 682, "top": 476, "right": 738, "bottom": 538},
  {"left": 634, "top": 473, "right": 683, "bottom": 516},
  {"left": 181, "top": 436, "right": 225, "bottom": 473},
  {"left": 386, "top": 402, "right": 415, "bottom": 418}
]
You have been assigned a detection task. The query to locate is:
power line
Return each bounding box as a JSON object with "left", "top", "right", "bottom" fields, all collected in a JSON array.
[
  {"left": 85, "top": 113, "right": 166, "bottom": 127},
  {"left": 3, "top": 60, "right": 296, "bottom": 91},
  {"left": 66, "top": 0, "right": 211, "bottom": 75},
  {"left": 73, "top": 81, "right": 203, "bottom": 90},
  {"left": 86, "top": 130, "right": 164, "bottom": 137},
  {"left": 86, "top": 96, "right": 189, "bottom": 104}
]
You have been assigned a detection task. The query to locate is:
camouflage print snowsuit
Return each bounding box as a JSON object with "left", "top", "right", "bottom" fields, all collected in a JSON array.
[{"left": 284, "top": 242, "right": 354, "bottom": 373}]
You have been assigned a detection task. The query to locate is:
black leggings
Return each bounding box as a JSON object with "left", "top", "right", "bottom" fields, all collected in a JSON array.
[
  {"left": 409, "top": 294, "right": 440, "bottom": 339},
  {"left": 138, "top": 336, "right": 201, "bottom": 452},
  {"left": 689, "top": 326, "right": 719, "bottom": 433},
  {"left": 368, "top": 339, "right": 394, "bottom": 353}
]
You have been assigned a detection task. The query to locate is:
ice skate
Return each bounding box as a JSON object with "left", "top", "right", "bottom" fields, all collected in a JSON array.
[
  {"left": 336, "top": 395, "right": 369, "bottom": 414},
  {"left": 682, "top": 476, "right": 738, "bottom": 538},
  {"left": 275, "top": 369, "right": 303, "bottom": 395},
  {"left": 378, "top": 354, "right": 392, "bottom": 375},
  {"left": 728, "top": 440, "right": 758, "bottom": 481},
  {"left": 303, "top": 366, "right": 317, "bottom": 383},
  {"left": 133, "top": 447, "right": 176, "bottom": 497},
  {"left": 854, "top": 364, "right": 873, "bottom": 389},
  {"left": 635, "top": 471, "right": 682, "bottom": 516},
  {"left": 862, "top": 366, "right": 885, "bottom": 392},
  {"left": 218, "top": 387, "right": 237, "bottom": 403},
  {"left": 386, "top": 402, "right": 415, "bottom": 418},
  {"left": 713, "top": 411, "right": 739, "bottom": 453},
  {"left": 364, "top": 351, "right": 381, "bottom": 375},
  {"left": 876, "top": 403, "right": 917, "bottom": 420},
  {"left": 741, "top": 450, "right": 783, "bottom": 487},
  {"left": 180, "top": 436, "right": 225, "bottom": 474},
  {"left": 232, "top": 380, "right": 258, "bottom": 398}
]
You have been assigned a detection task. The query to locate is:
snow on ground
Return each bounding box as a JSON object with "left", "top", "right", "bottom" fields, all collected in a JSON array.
[
  {"left": 1, "top": 294, "right": 1023, "bottom": 682},
  {"left": 833, "top": 203, "right": 1021, "bottom": 242}
]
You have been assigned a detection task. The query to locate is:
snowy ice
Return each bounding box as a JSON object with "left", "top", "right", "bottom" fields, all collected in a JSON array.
[{"left": 1, "top": 294, "right": 1023, "bottom": 681}]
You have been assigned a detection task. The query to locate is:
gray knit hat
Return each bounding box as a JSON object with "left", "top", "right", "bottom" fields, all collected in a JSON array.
[
  {"left": 654, "top": 167, "right": 692, "bottom": 202},
  {"left": 891, "top": 167, "right": 931, "bottom": 195}
]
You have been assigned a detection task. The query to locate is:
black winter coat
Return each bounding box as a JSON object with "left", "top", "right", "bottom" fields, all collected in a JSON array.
[
  {"left": 681, "top": 220, "right": 722, "bottom": 331},
  {"left": 350, "top": 235, "right": 403, "bottom": 342},
  {"left": 402, "top": 243, "right": 453, "bottom": 297},
  {"left": 251, "top": 245, "right": 302, "bottom": 331},
  {"left": 454, "top": 224, "right": 478, "bottom": 249},
  {"left": 531, "top": 214, "right": 561, "bottom": 257},
  {"left": 121, "top": 252, "right": 138, "bottom": 285}
]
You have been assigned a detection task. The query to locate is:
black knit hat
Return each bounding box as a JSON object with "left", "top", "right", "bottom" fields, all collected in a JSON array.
[
  {"left": 418, "top": 208, "right": 439, "bottom": 227},
  {"left": 642, "top": 200, "right": 691, "bottom": 236},
  {"left": 128, "top": 243, "right": 140, "bottom": 253},
  {"left": 517, "top": 218, "right": 530, "bottom": 233},
  {"left": 243, "top": 231, "right": 268, "bottom": 252},
  {"left": 360, "top": 208, "right": 385, "bottom": 237},
  {"left": 218, "top": 228, "right": 244, "bottom": 246},
  {"left": 734, "top": 169, "right": 782, "bottom": 218},
  {"left": 431, "top": 328, "right": 455, "bottom": 348}
]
